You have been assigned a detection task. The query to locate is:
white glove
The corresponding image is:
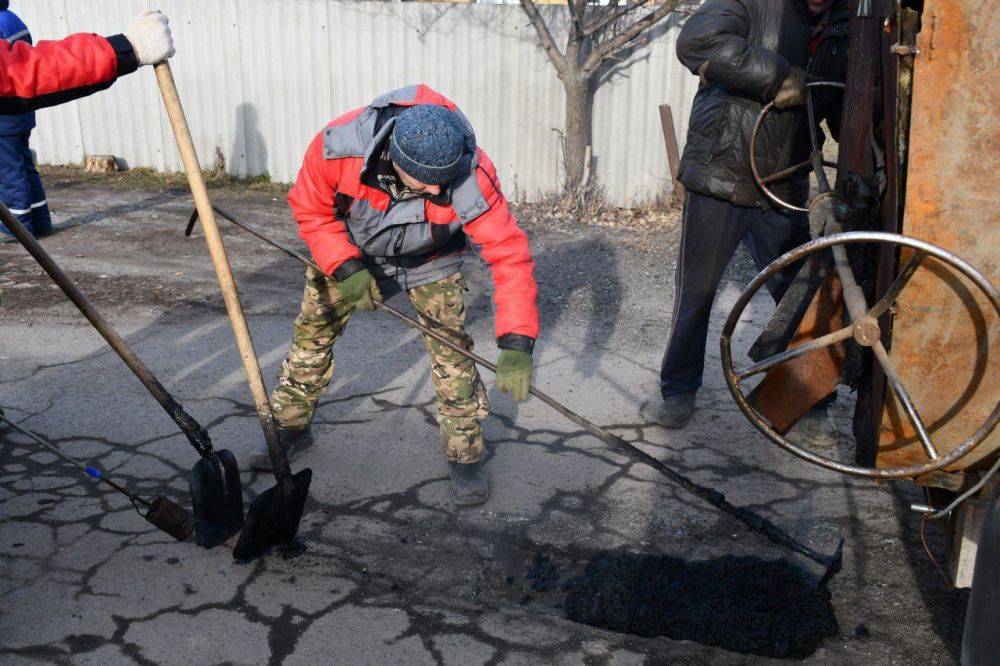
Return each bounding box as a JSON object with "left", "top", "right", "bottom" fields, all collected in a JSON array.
[{"left": 124, "top": 10, "right": 175, "bottom": 67}]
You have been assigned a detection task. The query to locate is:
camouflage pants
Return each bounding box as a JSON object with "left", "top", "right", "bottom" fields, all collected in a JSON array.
[{"left": 271, "top": 266, "right": 490, "bottom": 463}]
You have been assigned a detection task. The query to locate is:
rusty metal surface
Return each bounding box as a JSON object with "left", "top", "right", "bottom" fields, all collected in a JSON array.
[
  {"left": 750, "top": 270, "right": 847, "bottom": 434},
  {"left": 877, "top": 0, "right": 1000, "bottom": 472}
]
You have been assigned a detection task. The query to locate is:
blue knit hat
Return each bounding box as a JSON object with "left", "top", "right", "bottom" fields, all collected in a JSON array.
[{"left": 389, "top": 105, "right": 466, "bottom": 185}]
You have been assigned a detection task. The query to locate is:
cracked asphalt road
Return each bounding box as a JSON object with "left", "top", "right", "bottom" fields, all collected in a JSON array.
[{"left": 0, "top": 170, "right": 969, "bottom": 664}]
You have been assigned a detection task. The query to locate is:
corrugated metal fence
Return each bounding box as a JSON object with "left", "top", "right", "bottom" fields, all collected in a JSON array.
[{"left": 17, "top": 1, "right": 698, "bottom": 204}]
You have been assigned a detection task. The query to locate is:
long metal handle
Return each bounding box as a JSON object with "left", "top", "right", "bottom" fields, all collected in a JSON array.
[
  {"left": 0, "top": 411, "right": 151, "bottom": 508},
  {"left": 192, "top": 206, "right": 836, "bottom": 567},
  {"left": 0, "top": 204, "right": 211, "bottom": 457},
  {"left": 153, "top": 62, "right": 290, "bottom": 482}
]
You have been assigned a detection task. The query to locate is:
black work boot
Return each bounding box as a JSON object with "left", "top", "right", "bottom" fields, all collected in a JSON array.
[
  {"left": 249, "top": 425, "right": 314, "bottom": 471},
  {"left": 448, "top": 460, "right": 489, "bottom": 507},
  {"left": 641, "top": 390, "right": 697, "bottom": 429}
]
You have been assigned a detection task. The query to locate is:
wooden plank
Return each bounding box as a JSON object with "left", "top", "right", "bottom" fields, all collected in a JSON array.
[{"left": 658, "top": 104, "right": 684, "bottom": 197}]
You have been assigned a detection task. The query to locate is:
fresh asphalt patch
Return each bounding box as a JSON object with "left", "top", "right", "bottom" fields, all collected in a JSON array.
[{"left": 562, "top": 552, "right": 838, "bottom": 659}]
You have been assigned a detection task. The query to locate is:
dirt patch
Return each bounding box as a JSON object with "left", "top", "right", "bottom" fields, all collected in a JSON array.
[
  {"left": 38, "top": 164, "right": 290, "bottom": 197},
  {"left": 562, "top": 552, "right": 838, "bottom": 659}
]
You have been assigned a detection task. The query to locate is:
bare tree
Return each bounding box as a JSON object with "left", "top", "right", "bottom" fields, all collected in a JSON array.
[{"left": 518, "top": 0, "right": 682, "bottom": 192}]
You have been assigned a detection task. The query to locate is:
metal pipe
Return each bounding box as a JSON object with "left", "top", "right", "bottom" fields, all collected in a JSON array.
[
  {"left": 930, "top": 454, "right": 1000, "bottom": 520},
  {"left": 830, "top": 236, "right": 938, "bottom": 461},
  {"left": 736, "top": 326, "right": 855, "bottom": 379},
  {"left": 872, "top": 341, "right": 939, "bottom": 460},
  {"left": 867, "top": 250, "right": 925, "bottom": 319}
]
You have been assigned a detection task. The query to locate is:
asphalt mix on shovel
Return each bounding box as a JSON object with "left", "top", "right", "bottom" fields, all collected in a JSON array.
[{"left": 522, "top": 550, "right": 838, "bottom": 659}]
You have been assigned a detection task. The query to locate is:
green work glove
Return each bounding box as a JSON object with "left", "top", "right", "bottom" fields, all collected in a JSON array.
[
  {"left": 496, "top": 350, "right": 532, "bottom": 402},
  {"left": 773, "top": 66, "right": 807, "bottom": 110},
  {"left": 338, "top": 268, "right": 382, "bottom": 311}
]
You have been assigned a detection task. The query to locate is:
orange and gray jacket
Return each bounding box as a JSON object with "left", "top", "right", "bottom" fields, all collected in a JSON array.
[{"left": 288, "top": 85, "right": 540, "bottom": 341}]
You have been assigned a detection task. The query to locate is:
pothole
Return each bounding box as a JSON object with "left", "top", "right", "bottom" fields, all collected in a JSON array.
[{"left": 562, "top": 552, "right": 838, "bottom": 659}]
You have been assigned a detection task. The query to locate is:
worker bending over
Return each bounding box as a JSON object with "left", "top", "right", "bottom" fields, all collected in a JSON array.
[{"left": 252, "top": 86, "right": 539, "bottom": 508}]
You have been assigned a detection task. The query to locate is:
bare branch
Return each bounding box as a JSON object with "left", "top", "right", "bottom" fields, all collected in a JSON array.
[
  {"left": 582, "top": 0, "right": 650, "bottom": 38},
  {"left": 567, "top": 0, "right": 587, "bottom": 36},
  {"left": 581, "top": 0, "right": 679, "bottom": 76},
  {"left": 518, "top": 0, "right": 567, "bottom": 75}
]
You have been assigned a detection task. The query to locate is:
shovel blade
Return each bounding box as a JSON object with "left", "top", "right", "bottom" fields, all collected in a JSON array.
[
  {"left": 145, "top": 497, "right": 196, "bottom": 541},
  {"left": 233, "top": 468, "right": 312, "bottom": 563},
  {"left": 190, "top": 449, "right": 245, "bottom": 548}
]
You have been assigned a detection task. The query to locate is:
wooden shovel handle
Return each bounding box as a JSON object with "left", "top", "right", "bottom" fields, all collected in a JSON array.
[{"left": 153, "top": 62, "right": 290, "bottom": 480}]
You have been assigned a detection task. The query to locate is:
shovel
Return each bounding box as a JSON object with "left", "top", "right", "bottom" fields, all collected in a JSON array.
[
  {"left": 186, "top": 205, "right": 844, "bottom": 584},
  {"left": 0, "top": 410, "right": 195, "bottom": 541},
  {"left": 154, "top": 62, "right": 311, "bottom": 563},
  {"left": 0, "top": 205, "right": 242, "bottom": 547}
]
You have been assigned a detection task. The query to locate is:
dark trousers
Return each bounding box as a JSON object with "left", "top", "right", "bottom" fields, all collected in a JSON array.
[
  {"left": 0, "top": 130, "right": 50, "bottom": 237},
  {"left": 659, "top": 191, "right": 809, "bottom": 398}
]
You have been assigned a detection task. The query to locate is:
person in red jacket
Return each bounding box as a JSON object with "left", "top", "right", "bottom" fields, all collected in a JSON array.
[
  {"left": 0, "top": 10, "right": 174, "bottom": 115},
  {"left": 252, "top": 86, "right": 539, "bottom": 507}
]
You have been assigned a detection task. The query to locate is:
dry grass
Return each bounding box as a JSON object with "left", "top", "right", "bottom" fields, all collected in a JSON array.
[
  {"left": 512, "top": 185, "right": 681, "bottom": 230},
  {"left": 39, "top": 164, "right": 291, "bottom": 196}
]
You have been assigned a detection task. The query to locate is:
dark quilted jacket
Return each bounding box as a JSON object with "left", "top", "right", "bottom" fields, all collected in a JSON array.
[{"left": 676, "top": 0, "right": 813, "bottom": 208}]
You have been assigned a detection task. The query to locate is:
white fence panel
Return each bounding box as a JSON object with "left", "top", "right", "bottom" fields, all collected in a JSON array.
[
  {"left": 235, "top": 0, "right": 334, "bottom": 180},
  {"left": 17, "top": 1, "right": 697, "bottom": 205},
  {"left": 65, "top": 0, "right": 167, "bottom": 172}
]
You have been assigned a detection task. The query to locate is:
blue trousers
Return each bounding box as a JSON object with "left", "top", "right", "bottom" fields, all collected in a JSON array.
[
  {"left": 659, "top": 191, "right": 810, "bottom": 398},
  {"left": 0, "top": 130, "right": 50, "bottom": 237}
]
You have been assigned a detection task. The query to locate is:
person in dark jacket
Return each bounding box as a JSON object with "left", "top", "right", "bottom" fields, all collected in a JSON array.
[
  {"left": 0, "top": 2, "right": 52, "bottom": 237},
  {"left": 644, "top": 0, "right": 845, "bottom": 428}
]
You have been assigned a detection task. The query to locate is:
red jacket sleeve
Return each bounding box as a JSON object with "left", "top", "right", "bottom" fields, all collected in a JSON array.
[
  {"left": 463, "top": 151, "right": 540, "bottom": 341},
  {"left": 0, "top": 33, "right": 137, "bottom": 114},
  {"left": 287, "top": 130, "right": 362, "bottom": 275}
]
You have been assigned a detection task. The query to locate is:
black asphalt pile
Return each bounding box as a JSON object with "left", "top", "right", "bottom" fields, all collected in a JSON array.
[{"left": 563, "top": 552, "right": 838, "bottom": 659}]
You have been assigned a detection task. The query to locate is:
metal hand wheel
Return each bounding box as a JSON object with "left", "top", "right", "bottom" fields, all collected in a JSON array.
[
  {"left": 749, "top": 81, "right": 845, "bottom": 213},
  {"left": 720, "top": 231, "right": 1000, "bottom": 479}
]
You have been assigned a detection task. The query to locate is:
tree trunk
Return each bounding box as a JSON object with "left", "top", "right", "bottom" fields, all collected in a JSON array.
[{"left": 562, "top": 76, "right": 592, "bottom": 192}]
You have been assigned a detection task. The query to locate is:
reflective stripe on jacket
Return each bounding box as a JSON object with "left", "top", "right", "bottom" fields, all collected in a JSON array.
[
  {"left": 288, "top": 85, "right": 539, "bottom": 340},
  {"left": 0, "top": 9, "right": 35, "bottom": 134}
]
